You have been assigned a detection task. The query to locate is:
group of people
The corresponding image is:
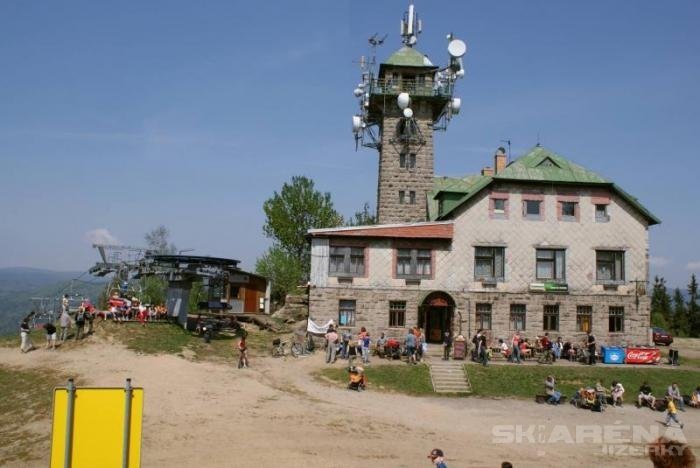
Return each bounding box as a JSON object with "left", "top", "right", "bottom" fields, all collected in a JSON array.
[
  {"left": 19, "top": 295, "right": 97, "bottom": 352},
  {"left": 106, "top": 293, "right": 167, "bottom": 325},
  {"left": 545, "top": 376, "right": 698, "bottom": 429},
  {"left": 324, "top": 326, "right": 377, "bottom": 364}
]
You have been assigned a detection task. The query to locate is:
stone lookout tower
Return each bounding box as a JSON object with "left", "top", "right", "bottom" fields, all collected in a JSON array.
[{"left": 351, "top": 3, "right": 467, "bottom": 224}]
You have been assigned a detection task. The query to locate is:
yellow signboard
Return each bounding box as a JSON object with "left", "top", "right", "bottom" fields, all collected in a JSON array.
[{"left": 50, "top": 383, "right": 143, "bottom": 468}]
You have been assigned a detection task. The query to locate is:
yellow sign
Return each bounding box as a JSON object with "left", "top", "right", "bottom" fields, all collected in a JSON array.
[{"left": 50, "top": 386, "right": 144, "bottom": 468}]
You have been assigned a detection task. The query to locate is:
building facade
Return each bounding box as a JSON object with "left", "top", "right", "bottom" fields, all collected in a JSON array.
[{"left": 308, "top": 147, "right": 660, "bottom": 347}]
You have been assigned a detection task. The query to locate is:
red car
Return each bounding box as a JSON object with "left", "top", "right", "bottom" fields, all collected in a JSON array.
[{"left": 652, "top": 327, "right": 673, "bottom": 346}]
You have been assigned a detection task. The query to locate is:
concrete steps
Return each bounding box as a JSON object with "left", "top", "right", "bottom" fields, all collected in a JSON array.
[{"left": 428, "top": 359, "right": 472, "bottom": 394}]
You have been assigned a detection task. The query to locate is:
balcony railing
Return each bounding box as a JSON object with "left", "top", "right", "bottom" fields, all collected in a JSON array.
[{"left": 369, "top": 78, "right": 453, "bottom": 98}]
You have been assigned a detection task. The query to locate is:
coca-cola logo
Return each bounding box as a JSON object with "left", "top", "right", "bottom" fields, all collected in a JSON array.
[{"left": 626, "top": 350, "right": 659, "bottom": 360}]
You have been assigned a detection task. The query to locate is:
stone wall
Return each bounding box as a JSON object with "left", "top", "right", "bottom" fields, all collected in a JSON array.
[
  {"left": 309, "top": 285, "right": 650, "bottom": 346},
  {"left": 377, "top": 105, "right": 434, "bottom": 224}
]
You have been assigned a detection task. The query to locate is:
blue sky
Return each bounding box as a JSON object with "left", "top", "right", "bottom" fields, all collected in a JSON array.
[{"left": 0, "top": 1, "right": 698, "bottom": 289}]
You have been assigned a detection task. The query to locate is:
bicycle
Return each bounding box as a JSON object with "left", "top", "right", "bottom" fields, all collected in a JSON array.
[
  {"left": 271, "top": 338, "right": 287, "bottom": 357},
  {"left": 291, "top": 333, "right": 316, "bottom": 357},
  {"left": 537, "top": 349, "right": 554, "bottom": 364}
]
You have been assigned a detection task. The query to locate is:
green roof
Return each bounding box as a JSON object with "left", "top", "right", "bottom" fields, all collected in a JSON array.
[
  {"left": 431, "top": 146, "right": 660, "bottom": 225},
  {"left": 383, "top": 46, "right": 435, "bottom": 68}
]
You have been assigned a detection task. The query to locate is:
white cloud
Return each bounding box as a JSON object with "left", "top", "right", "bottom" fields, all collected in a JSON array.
[
  {"left": 649, "top": 256, "right": 670, "bottom": 267},
  {"left": 84, "top": 228, "right": 120, "bottom": 245},
  {"left": 686, "top": 261, "right": 700, "bottom": 271}
]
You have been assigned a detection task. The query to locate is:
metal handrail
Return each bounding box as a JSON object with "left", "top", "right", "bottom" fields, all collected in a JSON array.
[{"left": 370, "top": 78, "right": 453, "bottom": 97}]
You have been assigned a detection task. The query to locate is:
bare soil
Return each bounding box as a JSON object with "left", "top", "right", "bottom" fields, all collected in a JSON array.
[{"left": 1, "top": 335, "right": 699, "bottom": 467}]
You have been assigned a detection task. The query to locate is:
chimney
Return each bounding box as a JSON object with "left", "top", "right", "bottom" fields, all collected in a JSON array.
[
  {"left": 494, "top": 147, "right": 507, "bottom": 175},
  {"left": 481, "top": 167, "right": 494, "bottom": 176}
]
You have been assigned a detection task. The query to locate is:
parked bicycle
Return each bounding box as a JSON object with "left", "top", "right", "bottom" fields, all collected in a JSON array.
[
  {"left": 291, "top": 333, "right": 315, "bottom": 357},
  {"left": 537, "top": 349, "right": 554, "bottom": 364},
  {"left": 271, "top": 338, "right": 288, "bottom": 357}
]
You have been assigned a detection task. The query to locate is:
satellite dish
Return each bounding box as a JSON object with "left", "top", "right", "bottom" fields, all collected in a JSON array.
[
  {"left": 397, "top": 92, "right": 410, "bottom": 110},
  {"left": 451, "top": 98, "right": 461, "bottom": 114},
  {"left": 352, "top": 115, "right": 363, "bottom": 133},
  {"left": 448, "top": 39, "right": 467, "bottom": 58},
  {"left": 354, "top": 88, "right": 363, "bottom": 97},
  {"left": 403, "top": 108, "right": 413, "bottom": 119}
]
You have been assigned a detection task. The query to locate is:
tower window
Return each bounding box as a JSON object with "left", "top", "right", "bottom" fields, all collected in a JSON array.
[
  {"left": 399, "top": 153, "right": 416, "bottom": 169},
  {"left": 409, "top": 191, "right": 416, "bottom": 204},
  {"left": 399, "top": 191, "right": 405, "bottom": 204}
]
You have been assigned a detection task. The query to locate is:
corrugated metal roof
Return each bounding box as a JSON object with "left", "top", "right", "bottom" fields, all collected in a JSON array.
[
  {"left": 308, "top": 221, "right": 453, "bottom": 239},
  {"left": 431, "top": 146, "right": 660, "bottom": 225}
]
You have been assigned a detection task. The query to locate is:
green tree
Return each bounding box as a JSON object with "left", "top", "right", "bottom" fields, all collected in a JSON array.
[
  {"left": 261, "top": 176, "right": 343, "bottom": 276},
  {"left": 255, "top": 246, "right": 304, "bottom": 304},
  {"left": 688, "top": 274, "right": 700, "bottom": 337},
  {"left": 144, "top": 225, "right": 177, "bottom": 254},
  {"left": 671, "top": 287, "right": 689, "bottom": 337},
  {"left": 650, "top": 276, "right": 671, "bottom": 329},
  {"left": 346, "top": 202, "right": 377, "bottom": 226},
  {"left": 188, "top": 281, "right": 207, "bottom": 314},
  {"left": 140, "top": 276, "right": 167, "bottom": 305}
]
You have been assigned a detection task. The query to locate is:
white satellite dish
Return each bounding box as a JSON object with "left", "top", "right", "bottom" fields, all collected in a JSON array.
[
  {"left": 397, "top": 92, "right": 410, "bottom": 110},
  {"left": 352, "top": 115, "right": 363, "bottom": 133},
  {"left": 451, "top": 98, "right": 461, "bottom": 114},
  {"left": 448, "top": 39, "right": 467, "bottom": 58},
  {"left": 353, "top": 88, "right": 363, "bottom": 97},
  {"left": 403, "top": 108, "right": 413, "bottom": 119}
]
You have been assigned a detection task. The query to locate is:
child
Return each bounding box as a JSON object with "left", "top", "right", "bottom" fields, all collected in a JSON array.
[
  {"left": 44, "top": 322, "right": 57, "bottom": 350},
  {"left": 361, "top": 333, "right": 371, "bottom": 364},
  {"left": 664, "top": 395, "right": 684, "bottom": 429},
  {"left": 237, "top": 336, "right": 249, "bottom": 369}
]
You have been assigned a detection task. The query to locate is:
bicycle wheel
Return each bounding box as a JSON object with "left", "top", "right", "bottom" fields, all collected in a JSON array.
[{"left": 291, "top": 343, "right": 302, "bottom": 357}]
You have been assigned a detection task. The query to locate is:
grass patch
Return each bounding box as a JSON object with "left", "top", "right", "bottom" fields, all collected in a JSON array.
[
  {"left": 317, "top": 364, "right": 433, "bottom": 396},
  {"left": 0, "top": 333, "right": 17, "bottom": 348},
  {"left": 0, "top": 365, "right": 72, "bottom": 465},
  {"left": 98, "top": 320, "right": 286, "bottom": 362},
  {"left": 467, "top": 363, "right": 700, "bottom": 399}
]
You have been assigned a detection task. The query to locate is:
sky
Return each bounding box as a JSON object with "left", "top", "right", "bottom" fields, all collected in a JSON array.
[{"left": 0, "top": 0, "right": 698, "bottom": 289}]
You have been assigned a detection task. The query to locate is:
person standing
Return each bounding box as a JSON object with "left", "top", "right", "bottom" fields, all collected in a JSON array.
[
  {"left": 511, "top": 331, "right": 521, "bottom": 364},
  {"left": 586, "top": 331, "right": 596, "bottom": 365},
  {"left": 427, "top": 448, "right": 447, "bottom": 468},
  {"left": 361, "top": 333, "right": 371, "bottom": 364},
  {"left": 324, "top": 326, "right": 339, "bottom": 364},
  {"left": 442, "top": 331, "right": 452, "bottom": 361},
  {"left": 341, "top": 330, "right": 351, "bottom": 359},
  {"left": 237, "top": 336, "right": 249, "bottom": 369},
  {"left": 664, "top": 396, "right": 684, "bottom": 429},
  {"left": 62, "top": 294, "right": 69, "bottom": 313},
  {"left": 44, "top": 322, "right": 57, "bottom": 350},
  {"left": 375, "top": 332, "right": 387, "bottom": 358},
  {"left": 59, "top": 309, "right": 71, "bottom": 342},
  {"left": 75, "top": 307, "right": 86, "bottom": 341},
  {"left": 478, "top": 334, "right": 489, "bottom": 366},
  {"left": 20, "top": 317, "right": 33, "bottom": 353},
  {"left": 405, "top": 328, "right": 417, "bottom": 365}
]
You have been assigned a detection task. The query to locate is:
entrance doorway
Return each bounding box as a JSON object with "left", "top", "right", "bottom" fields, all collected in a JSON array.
[{"left": 419, "top": 292, "right": 455, "bottom": 343}]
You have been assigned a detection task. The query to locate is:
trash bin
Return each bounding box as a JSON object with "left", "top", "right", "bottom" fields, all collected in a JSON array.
[{"left": 601, "top": 346, "right": 625, "bottom": 364}]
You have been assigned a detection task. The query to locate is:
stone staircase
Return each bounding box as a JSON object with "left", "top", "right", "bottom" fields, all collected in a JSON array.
[{"left": 424, "top": 346, "right": 472, "bottom": 394}]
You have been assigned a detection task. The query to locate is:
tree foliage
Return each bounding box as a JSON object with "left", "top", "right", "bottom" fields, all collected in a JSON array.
[
  {"left": 671, "top": 287, "right": 689, "bottom": 337},
  {"left": 261, "top": 176, "right": 343, "bottom": 278},
  {"left": 255, "top": 246, "right": 304, "bottom": 305},
  {"left": 144, "top": 225, "right": 177, "bottom": 255},
  {"left": 688, "top": 274, "right": 700, "bottom": 337},
  {"left": 346, "top": 202, "right": 377, "bottom": 227},
  {"left": 650, "top": 276, "right": 671, "bottom": 329}
]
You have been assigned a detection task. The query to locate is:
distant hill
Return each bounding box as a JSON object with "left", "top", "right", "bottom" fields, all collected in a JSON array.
[{"left": 0, "top": 267, "right": 106, "bottom": 336}]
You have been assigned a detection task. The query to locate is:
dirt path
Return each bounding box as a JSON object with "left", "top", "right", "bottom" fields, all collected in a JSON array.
[{"left": 1, "top": 339, "right": 698, "bottom": 467}]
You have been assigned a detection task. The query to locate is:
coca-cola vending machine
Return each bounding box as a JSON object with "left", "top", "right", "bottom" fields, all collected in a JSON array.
[{"left": 625, "top": 347, "right": 661, "bottom": 364}]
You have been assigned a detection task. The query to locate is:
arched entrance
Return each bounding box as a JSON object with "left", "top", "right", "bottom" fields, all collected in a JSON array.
[{"left": 418, "top": 291, "right": 455, "bottom": 343}]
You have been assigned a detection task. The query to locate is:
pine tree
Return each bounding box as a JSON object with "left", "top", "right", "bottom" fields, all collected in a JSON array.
[
  {"left": 650, "top": 276, "right": 672, "bottom": 329},
  {"left": 671, "top": 288, "right": 689, "bottom": 337},
  {"left": 688, "top": 274, "right": 700, "bottom": 337}
]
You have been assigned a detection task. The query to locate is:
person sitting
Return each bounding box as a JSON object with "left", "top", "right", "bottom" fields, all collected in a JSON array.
[
  {"left": 690, "top": 386, "right": 700, "bottom": 408},
  {"left": 545, "top": 375, "right": 561, "bottom": 404},
  {"left": 595, "top": 380, "right": 608, "bottom": 410},
  {"left": 519, "top": 339, "right": 531, "bottom": 359},
  {"left": 498, "top": 338, "right": 510, "bottom": 359},
  {"left": 638, "top": 381, "right": 656, "bottom": 409},
  {"left": 611, "top": 381, "right": 625, "bottom": 407},
  {"left": 667, "top": 382, "right": 685, "bottom": 411}
]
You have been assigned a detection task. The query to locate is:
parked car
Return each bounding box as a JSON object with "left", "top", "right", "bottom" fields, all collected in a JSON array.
[{"left": 652, "top": 327, "right": 673, "bottom": 346}]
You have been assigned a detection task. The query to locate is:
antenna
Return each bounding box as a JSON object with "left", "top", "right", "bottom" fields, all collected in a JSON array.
[
  {"left": 401, "top": 3, "right": 421, "bottom": 47},
  {"left": 536, "top": 132, "right": 541, "bottom": 147},
  {"left": 500, "top": 139, "right": 512, "bottom": 163}
]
